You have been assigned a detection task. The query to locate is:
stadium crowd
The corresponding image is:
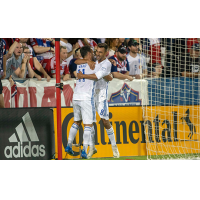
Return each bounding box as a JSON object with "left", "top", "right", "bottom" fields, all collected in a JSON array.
[{"left": 0, "top": 38, "right": 200, "bottom": 108}]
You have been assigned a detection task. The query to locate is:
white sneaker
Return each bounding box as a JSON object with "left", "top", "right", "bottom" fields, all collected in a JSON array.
[
  {"left": 112, "top": 145, "right": 120, "bottom": 158},
  {"left": 87, "top": 146, "right": 97, "bottom": 159}
]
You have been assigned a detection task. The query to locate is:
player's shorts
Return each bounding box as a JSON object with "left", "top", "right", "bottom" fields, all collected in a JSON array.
[
  {"left": 95, "top": 100, "right": 109, "bottom": 120},
  {"left": 0, "top": 79, "right": 3, "bottom": 94},
  {"left": 73, "top": 99, "right": 96, "bottom": 124}
]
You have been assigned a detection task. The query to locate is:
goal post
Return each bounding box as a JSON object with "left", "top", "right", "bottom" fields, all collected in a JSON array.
[{"left": 140, "top": 38, "right": 200, "bottom": 159}]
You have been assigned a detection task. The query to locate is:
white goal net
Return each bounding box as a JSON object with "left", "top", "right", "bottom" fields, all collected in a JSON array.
[{"left": 140, "top": 38, "right": 200, "bottom": 159}]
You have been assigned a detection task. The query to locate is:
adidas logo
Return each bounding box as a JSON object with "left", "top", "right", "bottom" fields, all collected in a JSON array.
[{"left": 4, "top": 112, "right": 46, "bottom": 158}]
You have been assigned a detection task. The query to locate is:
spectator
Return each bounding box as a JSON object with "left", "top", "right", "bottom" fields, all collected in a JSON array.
[
  {"left": 29, "top": 38, "right": 55, "bottom": 72},
  {"left": 0, "top": 38, "right": 7, "bottom": 108},
  {"left": 180, "top": 43, "right": 200, "bottom": 78},
  {"left": 20, "top": 38, "right": 51, "bottom": 81},
  {"left": 187, "top": 38, "right": 200, "bottom": 53},
  {"left": 77, "top": 38, "right": 97, "bottom": 51},
  {"left": 109, "top": 46, "right": 133, "bottom": 81},
  {"left": 141, "top": 38, "right": 161, "bottom": 65},
  {"left": 105, "top": 38, "right": 119, "bottom": 57},
  {"left": 147, "top": 63, "right": 162, "bottom": 78},
  {"left": 118, "top": 38, "right": 125, "bottom": 47},
  {"left": 5, "top": 40, "right": 37, "bottom": 79},
  {"left": 127, "top": 39, "right": 147, "bottom": 79},
  {"left": 46, "top": 46, "right": 71, "bottom": 81}
]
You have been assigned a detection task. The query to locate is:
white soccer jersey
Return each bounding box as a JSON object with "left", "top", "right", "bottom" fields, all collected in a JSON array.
[
  {"left": 127, "top": 53, "right": 147, "bottom": 76},
  {"left": 94, "top": 58, "right": 111, "bottom": 102},
  {"left": 73, "top": 63, "right": 96, "bottom": 100}
]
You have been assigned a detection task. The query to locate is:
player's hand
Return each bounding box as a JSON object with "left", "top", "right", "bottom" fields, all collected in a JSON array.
[
  {"left": 72, "top": 43, "right": 79, "bottom": 51},
  {"left": 1, "top": 71, "right": 6, "bottom": 79},
  {"left": 46, "top": 75, "right": 51, "bottom": 82},
  {"left": 77, "top": 71, "right": 83, "bottom": 79},
  {"left": 135, "top": 74, "right": 141, "bottom": 79},
  {"left": 87, "top": 60, "right": 95, "bottom": 70},
  {"left": 109, "top": 59, "right": 116, "bottom": 66},
  {"left": 127, "top": 76, "right": 134, "bottom": 81},
  {"left": 36, "top": 75, "right": 42, "bottom": 81}
]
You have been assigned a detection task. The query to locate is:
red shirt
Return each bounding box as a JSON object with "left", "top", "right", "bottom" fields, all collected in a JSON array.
[
  {"left": 187, "top": 38, "right": 199, "bottom": 53},
  {"left": 46, "top": 56, "right": 69, "bottom": 77}
]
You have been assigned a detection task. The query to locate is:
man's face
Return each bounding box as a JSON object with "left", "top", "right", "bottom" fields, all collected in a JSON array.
[
  {"left": 14, "top": 43, "right": 23, "bottom": 56},
  {"left": 96, "top": 47, "right": 107, "bottom": 61},
  {"left": 155, "top": 65, "right": 162, "bottom": 76},
  {"left": 190, "top": 49, "right": 199, "bottom": 58},
  {"left": 117, "top": 51, "right": 126, "bottom": 61},
  {"left": 60, "top": 48, "right": 68, "bottom": 61},
  {"left": 23, "top": 49, "right": 31, "bottom": 60},
  {"left": 20, "top": 38, "right": 28, "bottom": 43},
  {"left": 129, "top": 45, "right": 138, "bottom": 53}
]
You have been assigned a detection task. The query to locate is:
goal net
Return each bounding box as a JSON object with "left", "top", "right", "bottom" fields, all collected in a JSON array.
[{"left": 140, "top": 38, "right": 200, "bottom": 159}]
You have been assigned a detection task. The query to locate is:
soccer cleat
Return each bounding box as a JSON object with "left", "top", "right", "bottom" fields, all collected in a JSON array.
[
  {"left": 112, "top": 145, "right": 120, "bottom": 158},
  {"left": 87, "top": 146, "right": 97, "bottom": 159},
  {"left": 65, "top": 145, "right": 74, "bottom": 156},
  {"left": 81, "top": 149, "right": 88, "bottom": 159}
]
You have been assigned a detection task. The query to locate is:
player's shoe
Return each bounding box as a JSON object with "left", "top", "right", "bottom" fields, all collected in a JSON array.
[
  {"left": 112, "top": 145, "right": 120, "bottom": 158},
  {"left": 87, "top": 146, "right": 97, "bottom": 159},
  {"left": 81, "top": 149, "right": 88, "bottom": 159},
  {"left": 65, "top": 145, "right": 74, "bottom": 156}
]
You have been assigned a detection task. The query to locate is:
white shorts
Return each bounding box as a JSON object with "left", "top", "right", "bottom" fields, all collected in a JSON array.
[
  {"left": 73, "top": 100, "right": 96, "bottom": 124},
  {"left": 95, "top": 100, "right": 109, "bottom": 120}
]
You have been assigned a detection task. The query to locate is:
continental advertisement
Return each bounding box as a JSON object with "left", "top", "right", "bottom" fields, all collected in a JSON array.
[
  {"left": 144, "top": 106, "right": 200, "bottom": 156},
  {"left": 53, "top": 107, "right": 147, "bottom": 159},
  {"left": 53, "top": 105, "right": 200, "bottom": 159}
]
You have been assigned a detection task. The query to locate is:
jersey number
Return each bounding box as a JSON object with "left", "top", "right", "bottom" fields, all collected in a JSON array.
[{"left": 78, "top": 69, "right": 85, "bottom": 82}]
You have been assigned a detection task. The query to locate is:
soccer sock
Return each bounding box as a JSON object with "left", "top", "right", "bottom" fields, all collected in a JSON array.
[
  {"left": 106, "top": 126, "right": 116, "bottom": 146},
  {"left": 83, "top": 126, "right": 92, "bottom": 152},
  {"left": 89, "top": 126, "right": 95, "bottom": 147},
  {"left": 67, "top": 123, "right": 79, "bottom": 147}
]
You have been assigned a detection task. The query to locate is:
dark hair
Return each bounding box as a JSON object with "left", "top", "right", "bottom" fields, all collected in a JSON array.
[
  {"left": 23, "top": 46, "right": 29, "bottom": 52},
  {"left": 97, "top": 43, "right": 108, "bottom": 52},
  {"left": 60, "top": 46, "right": 67, "bottom": 51},
  {"left": 80, "top": 46, "right": 91, "bottom": 58}
]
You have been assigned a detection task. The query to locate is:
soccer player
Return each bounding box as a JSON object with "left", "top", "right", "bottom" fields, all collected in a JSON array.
[
  {"left": 65, "top": 46, "right": 97, "bottom": 159},
  {"left": 77, "top": 43, "right": 120, "bottom": 159}
]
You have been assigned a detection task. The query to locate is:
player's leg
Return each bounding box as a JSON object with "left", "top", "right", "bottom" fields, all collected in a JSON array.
[
  {"left": 87, "top": 123, "right": 97, "bottom": 159},
  {"left": 96, "top": 100, "right": 120, "bottom": 158},
  {"left": 0, "top": 80, "right": 5, "bottom": 108},
  {"left": 65, "top": 100, "right": 82, "bottom": 155},
  {"left": 81, "top": 100, "right": 96, "bottom": 159}
]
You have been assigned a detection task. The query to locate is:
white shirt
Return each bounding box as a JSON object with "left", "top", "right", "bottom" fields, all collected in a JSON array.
[
  {"left": 60, "top": 40, "right": 73, "bottom": 66},
  {"left": 94, "top": 58, "right": 111, "bottom": 102},
  {"left": 127, "top": 53, "right": 147, "bottom": 76},
  {"left": 73, "top": 63, "right": 96, "bottom": 101}
]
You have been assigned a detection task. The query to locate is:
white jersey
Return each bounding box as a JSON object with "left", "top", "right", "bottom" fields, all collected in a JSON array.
[
  {"left": 127, "top": 53, "right": 147, "bottom": 76},
  {"left": 94, "top": 58, "right": 111, "bottom": 102},
  {"left": 73, "top": 63, "right": 96, "bottom": 101}
]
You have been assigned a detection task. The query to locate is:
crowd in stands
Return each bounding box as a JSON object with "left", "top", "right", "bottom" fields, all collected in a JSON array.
[{"left": 1, "top": 38, "right": 200, "bottom": 83}]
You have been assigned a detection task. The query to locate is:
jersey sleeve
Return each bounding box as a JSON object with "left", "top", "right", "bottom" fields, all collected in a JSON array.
[
  {"left": 111, "top": 64, "right": 117, "bottom": 72},
  {"left": 95, "top": 62, "right": 111, "bottom": 80},
  {"left": 69, "top": 59, "right": 77, "bottom": 73},
  {"left": 50, "top": 59, "right": 56, "bottom": 76},
  {"left": 2, "top": 39, "right": 6, "bottom": 55},
  {"left": 64, "top": 65, "right": 70, "bottom": 75}
]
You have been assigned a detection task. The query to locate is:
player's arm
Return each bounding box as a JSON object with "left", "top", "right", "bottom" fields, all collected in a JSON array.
[
  {"left": 63, "top": 74, "right": 71, "bottom": 81},
  {"left": 181, "top": 71, "right": 199, "bottom": 78},
  {"left": 33, "top": 57, "right": 51, "bottom": 81},
  {"left": 33, "top": 45, "right": 54, "bottom": 54},
  {"left": 75, "top": 59, "right": 95, "bottom": 70},
  {"left": 67, "top": 43, "right": 79, "bottom": 58},
  {"left": 77, "top": 72, "right": 98, "bottom": 80}
]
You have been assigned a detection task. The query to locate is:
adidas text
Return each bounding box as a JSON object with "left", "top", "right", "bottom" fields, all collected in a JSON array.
[{"left": 4, "top": 142, "right": 45, "bottom": 158}]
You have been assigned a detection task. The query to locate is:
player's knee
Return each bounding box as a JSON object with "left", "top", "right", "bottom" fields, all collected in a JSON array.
[
  {"left": 74, "top": 121, "right": 81, "bottom": 127},
  {"left": 102, "top": 119, "right": 111, "bottom": 129}
]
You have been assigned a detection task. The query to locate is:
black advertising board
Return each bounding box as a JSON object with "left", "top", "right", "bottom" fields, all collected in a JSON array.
[{"left": 0, "top": 108, "right": 54, "bottom": 160}]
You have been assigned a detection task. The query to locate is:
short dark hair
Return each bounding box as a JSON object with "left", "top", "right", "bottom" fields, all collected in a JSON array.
[
  {"left": 97, "top": 43, "right": 108, "bottom": 52},
  {"left": 23, "top": 46, "right": 29, "bottom": 52},
  {"left": 80, "top": 46, "right": 91, "bottom": 58}
]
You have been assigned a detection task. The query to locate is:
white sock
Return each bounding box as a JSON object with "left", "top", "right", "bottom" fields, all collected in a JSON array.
[
  {"left": 89, "top": 126, "right": 95, "bottom": 147},
  {"left": 68, "top": 123, "right": 79, "bottom": 147},
  {"left": 83, "top": 126, "right": 92, "bottom": 152},
  {"left": 106, "top": 126, "right": 116, "bottom": 146}
]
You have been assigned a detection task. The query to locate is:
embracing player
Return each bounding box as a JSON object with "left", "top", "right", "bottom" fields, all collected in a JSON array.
[
  {"left": 77, "top": 43, "right": 120, "bottom": 159},
  {"left": 65, "top": 46, "right": 96, "bottom": 159}
]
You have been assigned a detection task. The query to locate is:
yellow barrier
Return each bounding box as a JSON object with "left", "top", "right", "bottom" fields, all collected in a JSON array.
[{"left": 53, "top": 107, "right": 147, "bottom": 159}]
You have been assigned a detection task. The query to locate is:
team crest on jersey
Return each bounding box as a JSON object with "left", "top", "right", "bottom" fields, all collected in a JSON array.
[{"left": 108, "top": 83, "right": 142, "bottom": 105}]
